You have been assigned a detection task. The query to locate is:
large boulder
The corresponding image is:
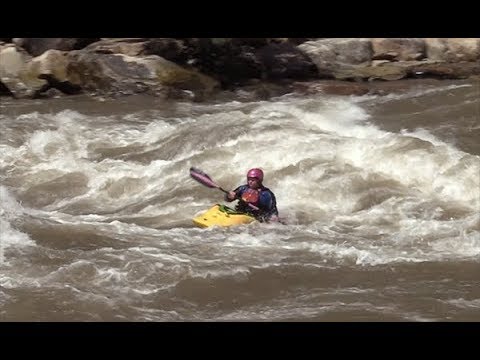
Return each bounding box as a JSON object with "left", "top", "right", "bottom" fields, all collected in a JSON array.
[
  {"left": 65, "top": 51, "right": 220, "bottom": 98},
  {"left": 255, "top": 42, "right": 318, "bottom": 80},
  {"left": 299, "top": 38, "right": 373, "bottom": 76},
  {"left": 142, "top": 38, "right": 191, "bottom": 63},
  {"left": 26, "top": 49, "right": 81, "bottom": 95},
  {"left": 12, "top": 38, "right": 100, "bottom": 57},
  {"left": 331, "top": 60, "right": 480, "bottom": 81},
  {"left": 175, "top": 38, "right": 320, "bottom": 85},
  {"left": 183, "top": 38, "right": 264, "bottom": 85},
  {"left": 84, "top": 38, "right": 150, "bottom": 56},
  {"left": 27, "top": 50, "right": 70, "bottom": 80},
  {"left": 425, "top": 38, "right": 480, "bottom": 62},
  {"left": 371, "top": 38, "right": 426, "bottom": 61},
  {"left": 143, "top": 38, "right": 319, "bottom": 85},
  {"left": 0, "top": 47, "right": 83, "bottom": 98},
  {"left": 0, "top": 45, "right": 47, "bottom": 98}
]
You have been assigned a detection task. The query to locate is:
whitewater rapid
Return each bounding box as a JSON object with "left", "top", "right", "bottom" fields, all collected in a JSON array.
[{"left": 0, "top": 80, "right": 478, "bottom": 321}]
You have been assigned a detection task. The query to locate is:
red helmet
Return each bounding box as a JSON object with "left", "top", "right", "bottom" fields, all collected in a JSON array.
[{"left": 247, "top": 168, "right": 264, "bottom": 182}]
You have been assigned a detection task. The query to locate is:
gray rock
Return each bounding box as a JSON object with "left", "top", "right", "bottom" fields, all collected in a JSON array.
[
  {"left": 255, "top": 42, "right": 318, "bottom": 80},
  {"left": 0, "top": 46, "right": 47, "bottom": 98},
  {"left": 84, "top": 39, "right": 149, "bottom": 56},
  {"left": 299, "top": 38, "right": 373, "bottom": 75},
  {"left": 425, "top": 38, "right": 480, "bottom": 62},
  {"left": 13, "top": 38, "right": 100, "bottom": 57},
  {"left": 371, "top": 38, "right": 426, "bottom": 61},
  {"left": 66, "top": 51, "right": 220, "bottom": 99}
]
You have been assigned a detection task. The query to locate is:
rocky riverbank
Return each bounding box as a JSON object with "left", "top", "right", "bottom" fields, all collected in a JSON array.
[{"left": 1, "top": 38, "right": 479, "bottom": 101}]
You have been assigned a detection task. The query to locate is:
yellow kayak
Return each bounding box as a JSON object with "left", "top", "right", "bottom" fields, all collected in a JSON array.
[{"left": 192, "top": 204, "right": 256, "bottom": 228}]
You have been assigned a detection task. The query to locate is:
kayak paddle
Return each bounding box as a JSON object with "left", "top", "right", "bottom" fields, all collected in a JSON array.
[
  {"left": 189, "top": 167, "right": 259, "bottom": 211},
  {"left": 190, "top": 167, "right": 229, "bottom": 194}
]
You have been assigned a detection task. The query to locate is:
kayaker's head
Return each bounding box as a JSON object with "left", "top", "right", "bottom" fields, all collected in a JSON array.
[{"left": 247, "top": 168, "right": 264, "bottom": 189}]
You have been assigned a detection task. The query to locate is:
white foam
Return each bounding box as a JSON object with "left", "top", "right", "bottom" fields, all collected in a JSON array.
[
  {"left": 353, "top": 83, "right": 474, "bottom": 105},
  {"left": 445, "top": 298, "right": 480, "bottom": 309},
  {"left": 2, "top": 93, "right": 478, "bottom": 267},
  {"left": 0, "top": 186, "right": 34, "bottom": 265},
  {"left": 338, "top": 135, "right": 479, "bottom": 207},
  {"left": 251, "top": 97, "right": 385, "bottom": 139}
]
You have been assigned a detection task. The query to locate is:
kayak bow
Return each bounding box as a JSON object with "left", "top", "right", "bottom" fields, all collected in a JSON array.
[{"left": 192, "top": 204, "right": 256, "bottom": 228}]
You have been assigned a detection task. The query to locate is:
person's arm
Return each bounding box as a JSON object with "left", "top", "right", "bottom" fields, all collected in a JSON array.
[
  {"left": 225, "top": 186, "right": 242, "bottom": 202},
  {"left": 225, "top": 191, "right": 236, "bottom": 201}
]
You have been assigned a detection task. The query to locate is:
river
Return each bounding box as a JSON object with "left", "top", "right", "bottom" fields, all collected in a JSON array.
[{"left": 0, "top": 78, "right": 479, "bottom": 321}]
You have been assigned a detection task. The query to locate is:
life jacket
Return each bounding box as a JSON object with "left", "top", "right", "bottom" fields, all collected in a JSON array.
[{"left": 233, "top": 185, "right": 278, "bottom": 221}]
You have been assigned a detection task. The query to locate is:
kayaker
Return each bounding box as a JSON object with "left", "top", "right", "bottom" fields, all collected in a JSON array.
[{"left": 225, "top": 168, "right": 279, "bottom": 222}]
